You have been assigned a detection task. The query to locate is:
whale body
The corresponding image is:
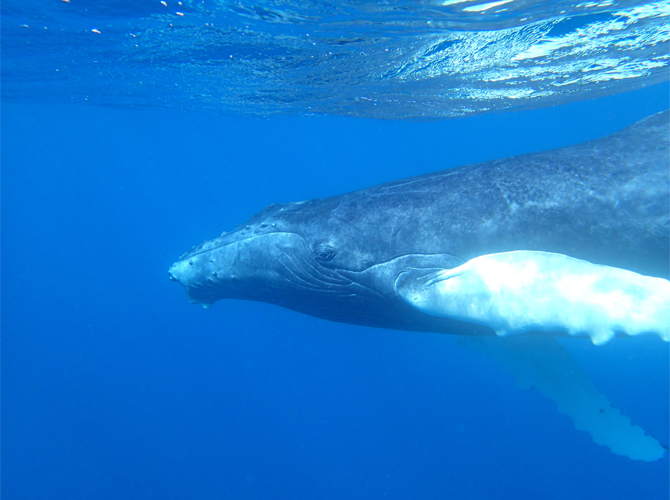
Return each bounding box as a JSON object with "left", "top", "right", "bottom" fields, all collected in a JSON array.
[{"left": 169, "top": 111, "right": 669, "bottom": 461}]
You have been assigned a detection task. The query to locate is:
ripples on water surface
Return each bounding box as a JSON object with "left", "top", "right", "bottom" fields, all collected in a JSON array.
[{"left": 3, "top": 0, "right": 669, "bottom": 117}]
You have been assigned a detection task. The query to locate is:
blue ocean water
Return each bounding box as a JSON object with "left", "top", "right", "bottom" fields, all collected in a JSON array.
[{"left": 2, "top": 2, "right": 669, "bottom": 499}]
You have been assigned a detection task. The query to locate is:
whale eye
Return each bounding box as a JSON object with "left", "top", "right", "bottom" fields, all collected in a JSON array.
[{"left": 313, "top": 242, "right": 337, "bottom": 263}]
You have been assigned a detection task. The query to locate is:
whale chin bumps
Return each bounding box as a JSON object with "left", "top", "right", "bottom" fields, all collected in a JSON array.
[{"left": 396, "top": 250, "right": 670, "bottom": 346}]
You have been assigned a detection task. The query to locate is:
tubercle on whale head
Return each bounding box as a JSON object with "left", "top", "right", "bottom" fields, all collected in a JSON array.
[
  {"left": 168, "top": 230, "right": 263, "bottom": 304},
  {"left": 175, "top": 215, "right": 288, "bottom": 264},
  {"left": 169, "top": 196, "right": 347, "bottom": 292},
  {"left": 167, "top": 195, "right": 413, "bottom": 322},
  {"left": 169, "top": 200, "right": 306, "bottom": 279},
  {"left": 167, "top": 217, "right": 348, "bottom": 309}
]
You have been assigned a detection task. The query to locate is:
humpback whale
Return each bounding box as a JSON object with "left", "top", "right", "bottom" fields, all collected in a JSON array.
[{"left": 169, "top": 111, "right": 670, "bottom": 461}]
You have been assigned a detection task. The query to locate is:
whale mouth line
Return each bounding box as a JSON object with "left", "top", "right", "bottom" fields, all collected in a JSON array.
[{"left": 177, "top": 231, "right": 302, "bottom": 261}]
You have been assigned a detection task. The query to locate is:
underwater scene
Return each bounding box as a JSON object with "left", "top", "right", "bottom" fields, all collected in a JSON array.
[{"left": 2, "top": 1, "right": 669, "bottom": 499}]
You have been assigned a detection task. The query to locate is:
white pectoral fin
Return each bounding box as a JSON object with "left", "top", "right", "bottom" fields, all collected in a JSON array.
[
  {"left": 396, "top": 252, "right": 670, "bottom": 344},
  {"left": 460, "top": 335, "right": 666, "bottom": 461},
  {"left": 397, "top": 256, "right": 667, "bottom": 459}
]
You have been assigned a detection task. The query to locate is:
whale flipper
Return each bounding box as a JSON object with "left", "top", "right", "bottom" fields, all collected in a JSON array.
[
  {"left": 396, "top": 250, "right": 670, "bottom": 345},
  {"left": 458, "top": 335, "right": 666, "bottom": 461}
]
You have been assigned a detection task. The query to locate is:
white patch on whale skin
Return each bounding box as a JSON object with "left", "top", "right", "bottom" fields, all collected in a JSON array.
[{"left": 404, "top": 251, "right": 670, "bottom": 345}]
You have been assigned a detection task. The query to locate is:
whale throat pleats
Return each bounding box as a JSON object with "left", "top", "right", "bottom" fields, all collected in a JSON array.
[
  {"left": 459, "top": 336, "right": 666, "bottom": 461},
  {"left": 396, "top": 250, "right": 670, "bottom": 345}
]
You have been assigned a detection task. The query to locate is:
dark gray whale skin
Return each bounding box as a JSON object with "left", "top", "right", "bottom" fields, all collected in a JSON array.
[{"left": 169, "top": 111, "right": 669, "bottom": 336}]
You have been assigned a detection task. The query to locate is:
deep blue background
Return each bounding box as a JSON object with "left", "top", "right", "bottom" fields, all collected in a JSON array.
[{"left": 2, "top": 84, "right": 669, "bottom": 499}]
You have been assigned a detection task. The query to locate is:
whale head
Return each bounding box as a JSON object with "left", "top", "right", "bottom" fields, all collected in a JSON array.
[
  {"left": 168, "top": 199, "right": 387, "bottom": 320},
  {"left": 168, "top": 197, "right": 466, "bottom": 330}
]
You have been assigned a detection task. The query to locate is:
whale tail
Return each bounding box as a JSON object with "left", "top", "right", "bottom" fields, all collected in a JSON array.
[{"left": 459, "top": 335, "right": 666, "bottom": 461}]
